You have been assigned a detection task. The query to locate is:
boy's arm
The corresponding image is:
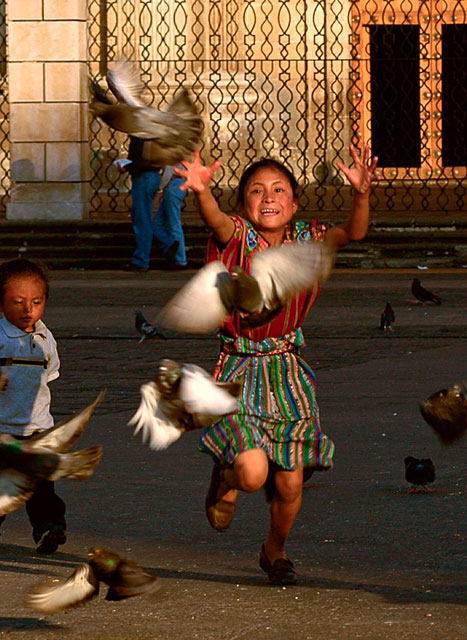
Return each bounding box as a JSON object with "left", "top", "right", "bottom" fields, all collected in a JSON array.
[
  {"left": 327, "top": 144, "right": 378, "bottom": 250},
  {"left": 175, "top": 151, "right": 235, "bottom": 244}
]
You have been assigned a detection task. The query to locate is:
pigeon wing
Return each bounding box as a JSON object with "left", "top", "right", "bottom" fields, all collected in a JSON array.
[
  {"left": 179, "top": 364, "right": 239, "bottom": 415},
  {"left": 156, "top": 261, "right": 231, "bottom": 333},
  {"left": 128, "top": 382, "right": 183, "bottom": 450},
  {"left": 48, "top": 446, "right": 103, "bottom": 482},
  {"left": 0, "top": 468, "right": 34, "bottom": 516},
  {"left": 106, "top": 60, "right": 146, "bottom": 107},
  {"left": 28, "top": 390, "right": 105, "bottom": 453},
  {"left": 251, "top": 240, "right": 335, "bottom": 310},
  {"left": 28, "top": 563, "right": 100, "bottom": 615}
]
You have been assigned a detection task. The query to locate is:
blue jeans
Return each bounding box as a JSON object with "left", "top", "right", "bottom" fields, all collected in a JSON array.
[{"left": 130, "top": 170, "right": 187, "bottom": 268}]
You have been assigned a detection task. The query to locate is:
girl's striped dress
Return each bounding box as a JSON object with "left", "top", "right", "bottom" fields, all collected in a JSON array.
[{"left": 198, "top": 215, "right": 335, "bottom": 472}]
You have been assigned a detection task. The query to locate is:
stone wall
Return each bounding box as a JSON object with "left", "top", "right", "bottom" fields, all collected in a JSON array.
[{"left": 7, "top": 0, "right": 90, "bottom": 220}]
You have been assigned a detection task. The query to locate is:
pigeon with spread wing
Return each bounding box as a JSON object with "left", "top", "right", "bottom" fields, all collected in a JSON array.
[
  {"left": 156, "top": 239, "right": 335, "bottom": 334},
  {"left": 28, "top": 547, "right": 157, "bottom": 614},
  {"left": 90, "top": 60, "right": 202, "bottom": 166},
  {"left": 129, "top": 359, "right": 241, "bottom": 450},
  {"left": 420, "top": 381, "right": 466, "bottom": 444},
  {"left": 0, "top": 391, "right": 105, "bottom": 517}
]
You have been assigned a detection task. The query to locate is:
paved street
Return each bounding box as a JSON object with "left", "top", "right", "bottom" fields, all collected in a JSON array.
[{"left": 0, "top": 268, "right": 465, "bottom": 640}]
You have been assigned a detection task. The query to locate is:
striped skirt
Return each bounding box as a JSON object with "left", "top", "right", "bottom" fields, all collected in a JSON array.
[{"left": 198, "top": 329, "right": 335, "bottom": 471}]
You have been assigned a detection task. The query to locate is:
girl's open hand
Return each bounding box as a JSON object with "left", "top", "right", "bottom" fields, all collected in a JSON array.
[
  {"left": 174, "top": 149, "right": 222, "bottom": 193},
  {"left": 336, "top": 144, "right": 379, "bottom": 195}
]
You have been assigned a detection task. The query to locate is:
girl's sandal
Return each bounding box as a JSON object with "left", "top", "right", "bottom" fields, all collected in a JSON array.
[
  {"left": 259, "top": 544, "right": 298, "bottom": 585},
  {"left": 205, "top": 464, "right": 236, "bottom": 531}
]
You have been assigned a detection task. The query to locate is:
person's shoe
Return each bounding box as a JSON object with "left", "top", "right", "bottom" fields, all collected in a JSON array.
[
  {"left": 124, "top": 263, "right": 149, "bottom": 273},
  {"left": 35, "top": 525, "right": 67, "bottom": 554},
  {"left": 205, "top": 464, "right": 236, "bottom": 532},
  {"left": 259, "top": 544, "right": 298, "bottom": 586}
]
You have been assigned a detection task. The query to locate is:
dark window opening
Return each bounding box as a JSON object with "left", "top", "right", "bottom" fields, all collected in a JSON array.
[
  {"left": 442, "top": 25, "right": 467, "bottom": 167},
  {"left": 369, "top": 25, "right": 421, "bottom": 167}
]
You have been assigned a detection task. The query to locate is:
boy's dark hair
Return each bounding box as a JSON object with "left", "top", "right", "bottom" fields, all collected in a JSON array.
[
  {"left": 0, "top": 258, "right": 50, "bottom": 303},
  {"left": 237, "top": 158, "right": 299, "bottom": 209}
]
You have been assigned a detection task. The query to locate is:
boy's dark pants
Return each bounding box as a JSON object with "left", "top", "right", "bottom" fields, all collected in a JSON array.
[{"left": 0, "top": 480, "right": 66, "bottom": 540}]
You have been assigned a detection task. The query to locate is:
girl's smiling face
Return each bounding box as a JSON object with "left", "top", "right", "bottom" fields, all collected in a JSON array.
[{"left": 242, "top": 166, "right": 298, "bottom": 246}]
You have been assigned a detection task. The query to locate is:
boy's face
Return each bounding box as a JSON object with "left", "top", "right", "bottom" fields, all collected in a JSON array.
[
  {"left": 242, "top": 167, "right": 298, "bottom": 244},
  {"left": 0, "top": 275, "right": 47, "bottom": 333}
]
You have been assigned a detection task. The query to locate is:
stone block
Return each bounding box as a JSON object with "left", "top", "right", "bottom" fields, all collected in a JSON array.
[
  {"left": 45, "top": 142, "right": 91, "bottom": 182},
  {"left": 8, "top": 0, "right": 42, "bottom": 20},
  {"left": 45, "top": 62, "right": 87, "bottom": 102},
  {"left": 7, "top": 182, "right": 90, "bottom": 221},
  {"left": 44, "top": 0, "right": 87, "bottom": 20},
  {"left": 8, "top": 63, "right": 44, "bottom": 102},
  {"left": 10, "top": 143, "right": 45, "bottom": 182},
  {"left": 10, "top": 103, "right": 84, "bottom": 143},
  {"left": 9, "top": 22, "right": 86, "bottom": 62}
]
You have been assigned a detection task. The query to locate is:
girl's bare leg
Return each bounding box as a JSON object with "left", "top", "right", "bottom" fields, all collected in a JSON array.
[
  {"left": 217, "top": 448, "right": 269, "bottom": 503},
  {"left": 264, "top": 468, "right": 303, "bottom": 563}
]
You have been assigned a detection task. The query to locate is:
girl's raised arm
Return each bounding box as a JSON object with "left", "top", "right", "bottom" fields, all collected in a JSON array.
[
  {"left": 327, "top": 143, "right": 378, "bottom": 250},
  {"left": 175, "top": 150, "right": 235, "bottom": 244}
]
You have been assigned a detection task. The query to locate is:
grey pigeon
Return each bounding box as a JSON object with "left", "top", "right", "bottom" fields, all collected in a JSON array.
[
  {"left": 28, "top": 547, "right": 158, "bottom": 614},
  {"left": 157, "top": 239, "right": 335, "bottom": 334},
  {"left": 0, "top": 391, "right": 105, "bottom": 517},
  {"left": 380, "top": 301, "right": 395, "bottom": 331},
  {"left": 404, "top": 456, "right": 436, "bottom": 493},
  {"left": 134, "top": 309, "right": 169, "bottom": 343},
  {"left": 411, "top": 278, "right": 441, "bottom": 305},
  {"left": 129, "top": 358, "right": 241, "bottom": 450},
  {"left": 90, "top": 60, "right": 203, "bottom": 166},
  {"left": 420, "top": 381, "right": 466, "bottom": 444}
]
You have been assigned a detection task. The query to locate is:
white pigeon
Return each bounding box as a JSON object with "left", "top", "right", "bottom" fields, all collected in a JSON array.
[
  {"left": 129, "top": 359, "right": 240, "bottom": 450},
  {"left": 156, "top": 238, "right": 335, "bottom": 333},
  {"left": 0, "top": 391, "right": 105, "bottom": 517}
]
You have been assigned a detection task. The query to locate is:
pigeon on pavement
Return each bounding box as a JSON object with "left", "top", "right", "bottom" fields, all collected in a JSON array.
[
  {"left": 404, "top": 456, "right": 436, "bottom": 493},
  {"left": 156, "top": 239, "right": 335, "bottom": 334},
  {"left": 129, "top": 358, "right": 241, "bottom": 450},
  {"left": 28, "top": 547, "right": 158, "bottom": 614},
  {"left": 411, "top": 278, "right": 441, "bottom": 305},
  {"left": 380, "top": 301, "right": 395, "bottom": 331},
  {"left": 90, "top": 60, "right": 202, "bottom": 166},
  {"left": 420, "top": 381, "right": 466, "bottom": 444},
  {"left": 134, "top": 309, "right": 169, "bottom": 343},
  {"left": 0, "top": 391, "right": 105, "bottom": 517}
]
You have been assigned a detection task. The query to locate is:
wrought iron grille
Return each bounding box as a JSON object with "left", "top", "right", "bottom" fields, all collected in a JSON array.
[
  {"left": 88, "top": 0, "right": 467, "bottom": 215},
  {"left": 0, "top": 1, "right": 9, "bottom": 211}
]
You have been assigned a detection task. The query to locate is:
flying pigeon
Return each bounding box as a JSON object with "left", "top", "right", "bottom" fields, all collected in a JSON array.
[
  {"left": 28, "top": 547, "right": 158, "bottom": 614},
  {"left": 156, "top": 239, "right": 335, "bottom": 334},
  {"left": 0, "top": 391, "right": 105, "bottom": 517},
  {"left": 129, "top": 358, "right": 241, "bottom": 450},
  {"left": 380, "top": 301, "right": 395, "bottom": 331},
  {"left": 90, "top": 60, "right": 203, "bottom": 166},
  {"left": 411, "top": 278, "right": 441, "bottom": 305},
  {"left": 404, "top": 456, "right": 436, "bottom": 493},
  {"left": 420, "top": 381, "right": 466, "bottom": 444},
  {"left": 134, "top": 309, "right": 169, "bottom": 343}
]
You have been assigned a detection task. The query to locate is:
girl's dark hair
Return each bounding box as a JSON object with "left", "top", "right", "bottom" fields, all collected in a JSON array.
[
  {"left": 237, "top": 158, "right": 299, "bottom": 209},
  {"left": 0, "top": 258, "right": 50, "bottom": 303}
]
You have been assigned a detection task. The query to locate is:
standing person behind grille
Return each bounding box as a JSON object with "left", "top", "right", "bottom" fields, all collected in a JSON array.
[
  {"left": 174, "top": 145, "right": 378, "bottom": 585},
  {"left": 122, "top": 136, "right": 188, "bottom": 272},
  {"left": 0, "top": 258, "right": 66, "bottom": 554}
]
